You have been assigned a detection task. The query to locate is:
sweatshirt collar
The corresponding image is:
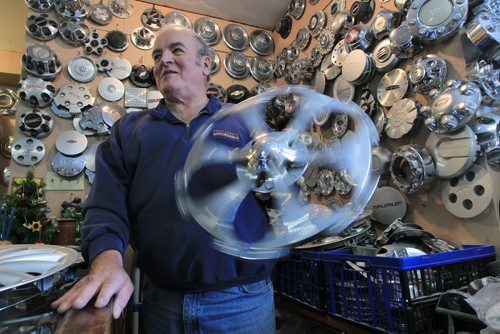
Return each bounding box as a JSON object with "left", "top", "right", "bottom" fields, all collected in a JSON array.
[{"left": 149, "top": 94, "right": 222, "bottom": 122}]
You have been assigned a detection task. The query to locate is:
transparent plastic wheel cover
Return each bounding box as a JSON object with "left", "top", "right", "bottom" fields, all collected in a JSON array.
[{"left": 176, "top": 85, "right": 379, "bottom": 259}]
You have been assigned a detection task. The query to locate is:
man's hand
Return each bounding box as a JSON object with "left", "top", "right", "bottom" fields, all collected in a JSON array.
[{"left": 51, "top": 249, "right": 134, "bottom": 319}]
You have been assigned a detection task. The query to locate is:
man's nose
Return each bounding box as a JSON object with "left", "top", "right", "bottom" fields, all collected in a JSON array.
[{"left": 161, "top": 51, "right": 173, "bottom": 64}]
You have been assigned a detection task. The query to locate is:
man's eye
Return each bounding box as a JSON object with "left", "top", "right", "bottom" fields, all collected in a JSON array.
[
  {"left": 153, "top": 54, "right": 161, "bottom": 62},
  {"left": 173, "top": 48, "right": 183, "bottom": 54}
]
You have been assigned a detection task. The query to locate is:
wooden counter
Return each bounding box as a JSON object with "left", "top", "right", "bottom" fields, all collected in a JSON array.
[{"left": 55, "top": 301, "right": 114, "bottom": 334}]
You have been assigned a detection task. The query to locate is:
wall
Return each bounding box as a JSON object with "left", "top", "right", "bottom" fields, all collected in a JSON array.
[
  {"left": 9, "top": 1, "right": 273, "bottom": 223},
  {"left": 0, "top": 1, "right": 27, "bottom": 196},
  {"left": 271, "top": 0, "right": 500, "bottom": 251},
  {"left": 0, "top": 0, "right": 27, "bottom": 86}
]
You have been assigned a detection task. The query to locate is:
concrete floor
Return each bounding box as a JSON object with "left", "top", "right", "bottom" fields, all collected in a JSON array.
[{"left": 275, "top": 304, "right": 336, "bottom": 334}]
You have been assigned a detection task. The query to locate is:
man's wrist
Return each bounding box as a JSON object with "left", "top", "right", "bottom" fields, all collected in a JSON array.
[{"left": 91, "top": 249, "right": 123, "bottom": 268}]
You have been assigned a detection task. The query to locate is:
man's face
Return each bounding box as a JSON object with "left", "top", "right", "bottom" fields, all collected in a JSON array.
[{"left": 152, "top": 27, "right": 210, "bottom": 99}]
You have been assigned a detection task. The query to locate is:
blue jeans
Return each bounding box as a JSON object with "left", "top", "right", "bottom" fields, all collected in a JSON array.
[{"left": 141, "top": 277, "right": 276, "bottom": 334}]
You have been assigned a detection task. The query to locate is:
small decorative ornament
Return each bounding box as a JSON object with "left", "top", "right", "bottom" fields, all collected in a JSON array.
[{"left": 31, "top": 220, "right": 42, "bottom": 232}]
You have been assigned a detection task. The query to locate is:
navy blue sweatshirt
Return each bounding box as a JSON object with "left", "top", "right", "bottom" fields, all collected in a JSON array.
[{"left": 81, "top": 95, "right": 275, "bottom": 292}]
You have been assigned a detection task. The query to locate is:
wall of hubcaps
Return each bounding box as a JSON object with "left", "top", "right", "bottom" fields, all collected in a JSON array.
[
  {"left": 9, "top": 0, "right": 278, "bottom": 223},
  {"left": 5, "top": 0, "right": 500, "bottom": 252},
  {"left": 272, "top": 0, "right": 500, "bottom": 250}
]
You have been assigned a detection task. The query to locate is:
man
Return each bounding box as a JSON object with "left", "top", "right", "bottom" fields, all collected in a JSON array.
[{"left": 52, "top": 25, "right": 276, "bottom": 333}]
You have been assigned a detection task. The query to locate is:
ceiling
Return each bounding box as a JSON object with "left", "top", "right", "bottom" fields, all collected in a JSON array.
[{"left": 139, "top": 0, "right": 290, "bottom": 29}]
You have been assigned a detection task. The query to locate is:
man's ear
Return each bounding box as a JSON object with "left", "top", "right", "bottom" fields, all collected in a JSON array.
[{"left": 202, "top": 55, "right": 211, "bottom": 76}]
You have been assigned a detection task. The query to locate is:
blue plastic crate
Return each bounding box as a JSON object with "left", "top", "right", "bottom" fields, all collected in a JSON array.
[
  {"left": 321, "top": 245, "right": 496, "bottom": 333},
  {"left": 272, "top": 250, "right": 325, "bottom": 310}
]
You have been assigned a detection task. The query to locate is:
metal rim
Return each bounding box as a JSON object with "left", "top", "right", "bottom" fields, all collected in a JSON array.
[
  {"left": 310, "top": 11, "right": 327, "bottom": 37},
  {"left": 222, "top": 24, "right": 249, "bottom": 51},
  {"left": 317, "top": 28, "right": 336, "bottom": 55},
  {"left": 77, "top": 105, "right": 111, "bottom": 135},
  {"left": 407, "top": 0, "right": 468, "bottom": 41},
  {"left": 25, "top": 0, "right": 55, "bottom": 13},
  {"left": 321, "top": 51, "right": 341, "bottom": 80},
  {"left": 131, "top": 27, "right": 156, "bottom": 50},
  {"left": 105, "top": 30, "right": 129, "bottom": 52},
  {"left": 163, "top": 11, "right": 192, "bottom": 29},
  {"left": 55, "top": 130, "right": 88, "bottom": 156},
  {"left": 389, "top": 145, "right": 435, "bottom": 193},
  {"left": 83, "top": 30, "right": 108, "bottom": 55},
  {"left": 376, "top": 68, "right": 408, "bottom": 107},
  {"left": 90, "top": 2, "right": 113, "bottom": 25},
  {"left": 109, "top": 0, "right": 133, "bottom": 18},
  {"left": 331, "top": 39, "right": 349, "bottom": 67},
  {"left": 223, "top": 51, "right": 250, "bottom": 79},
  {"left": 73, "top": 115, "right": 97, "bottom": 136},
  {"left": 108, "top": 57, "right": 132, "bottom": 80},
  {"left": 342, "top": 49, "right": 369, "bottom": 83},
  {"left": 25, "top": 13, "right": 58, "bottom": 41},
  {"left": 141, "top": 7, "right": 163, "bottom": 31},
  {"left": 0, "top": 136, "right": 14, "bottom": 158},
  {"left": 276, "top": 15, "right": 292, "bottom": 39},
  {"left": 68, "top": 55, "right": 97, "bottom": 83},
  {"left": 290, "top": 0, "right": 306, "bottom": 19},
  {"left": 55, "top": 0, "right": 90, "bottom": 20},
  {"left": 53, "top": 83, "right": 95, "bottom": 116},
  {"left": 311, "top": 47, "right": 323, "bottom": 68},
  {"left": 207, "top": 49, "right": 221, "bottom": 76},
  {"left": 0, "top": 89, "right": 18, "bottom": 112},
  {"left": 226, "top": 85, "right": 250, "bottom": 104},
  {"left": 295, "top": 214, "right": 372, "bottom": 250},
  {"left": 194, "top": 18, "right": 221, "bottom": 46},
  {"left": 207, "top": 83, "right": 227, "bottom": 103},
  {"left": 1, "top": 166, "right": 10, "bottom": 186},
  {"left": 52, "top": 151, "right": 86, "bottom": 178},
  {"left": 250, "top": 57, "right": 274, "bottom": 82},
  {"left": 441, "top": 164, "right": 494, "bottom": 218},
  {"left": 22, "top": 44, "right": 62, "bottom": 80},
  {"left": 11, "top": 137, "right": 46, "bottom": 166},
  {"left": 372, "top": 38, "right": 399, "bottom": 72},
  {"left": 58, "top": 19, "right": 90, "bottom": 46},
  {"left": 332, "top": 75, "right": 355, "bottom": 102},
  {"left": 367, "top": 186, "right": 407, "bottom": 225},
  {"left": 19, "top": 108, "right": 54, "bottom": 139},
  {"left": 84, "top": 142, "right": 103, "bottom": 172},
  {"left": 129, "top": 64, "right": 155, "bottom": 88},
  {"left": 425, "top": 125, "right": 480, "bottom": 178},
  {"left": 98, "top": 77, "right": 125, "bottom": 101},
  {"left": 250, "top": 83, "right": 272, "bottom": 96},
  {"left": 249, "top": 30, "right": 275, "bottom": 56},
  {"left": 295, "top": 28, "right": 311, "bottom": 51},
  {"left": 385, "top": 98, "right": 418, "bottom": 138},
  {"left": 18, "top": 76, "right": 56, "bottom": 108},
  {"left": 100, "top": 102, "right": 125, "bottom": 127}
]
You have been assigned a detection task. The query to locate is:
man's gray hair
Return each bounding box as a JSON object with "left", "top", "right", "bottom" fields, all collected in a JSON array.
[{"left": 192, "top": 32, "right": 212, "bottom": 82}]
